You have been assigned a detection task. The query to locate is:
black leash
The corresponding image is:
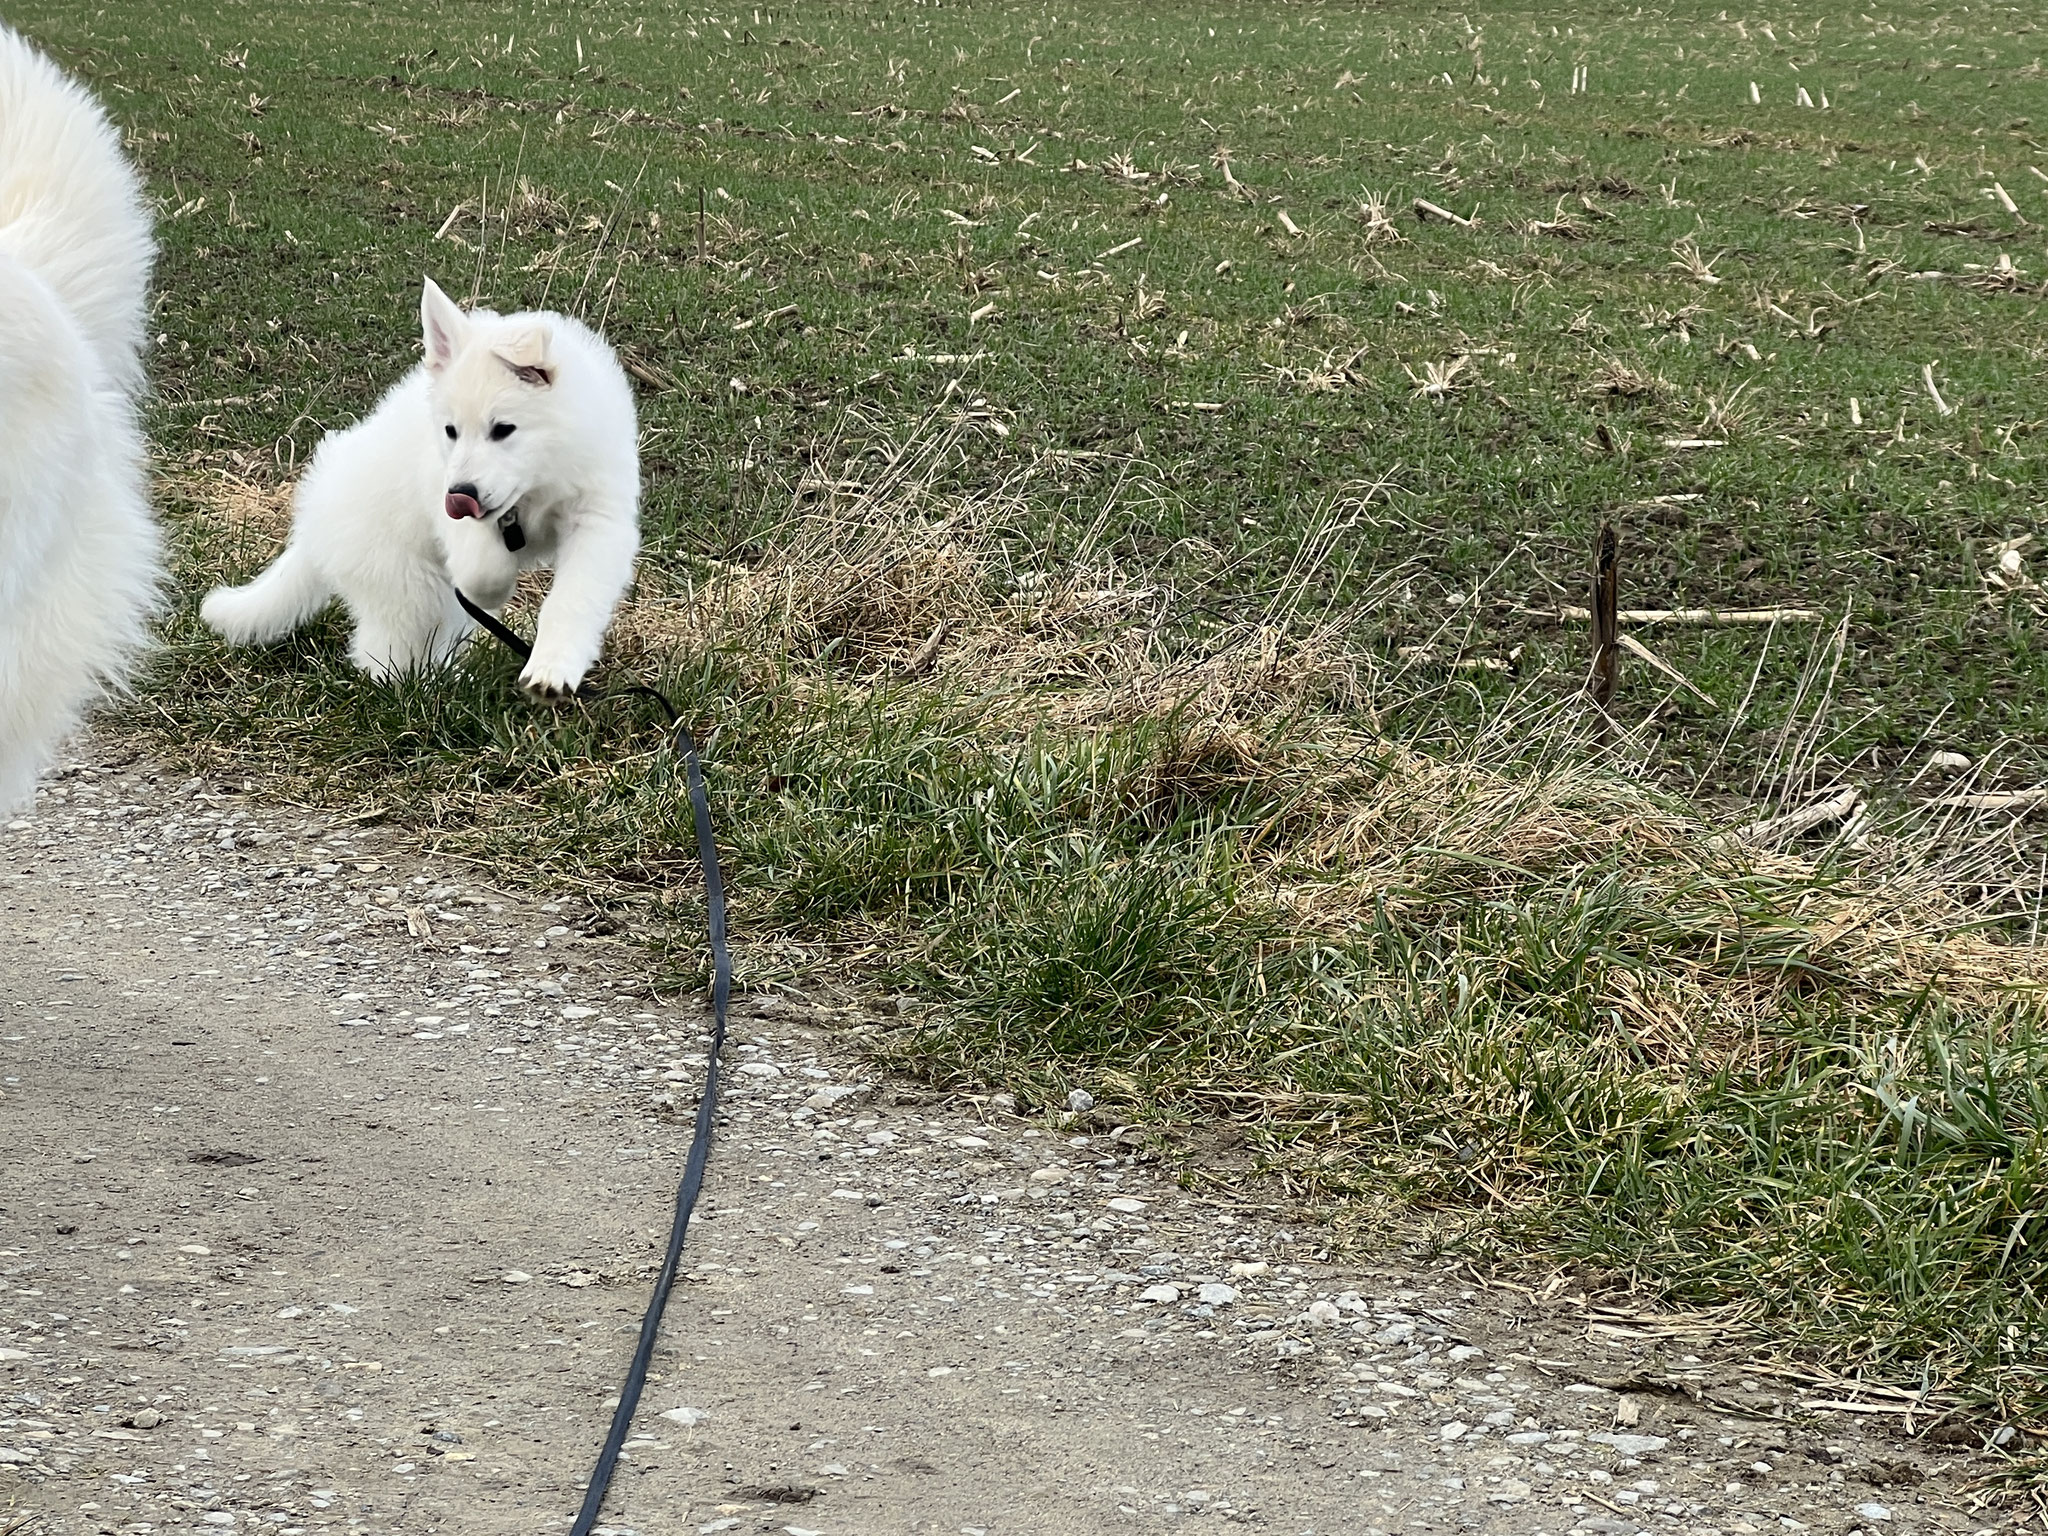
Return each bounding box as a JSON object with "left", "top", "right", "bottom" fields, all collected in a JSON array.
[{"left": 452, "top": 586, "right": 732, "bottom": 1535}]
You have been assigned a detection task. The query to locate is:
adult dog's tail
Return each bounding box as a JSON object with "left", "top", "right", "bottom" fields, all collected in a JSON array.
[{"left": 0, "top": 25, "right": 154, "bottom": 399}]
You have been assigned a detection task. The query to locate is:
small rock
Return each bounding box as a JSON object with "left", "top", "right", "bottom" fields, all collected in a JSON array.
[
  {"left": 661, "top": 1405, "right": 708, "bottom": 1427},
  {"left": 1028, "top": 1167, "right": 1066, "bottom": 1185},
  {"left": 1228, "top": 1260, "right": 1269, "bottom": 1278},
  {"left": 737, "top": 1061, "right": 781, "bottom": 1078},
  {"left": 126, "top": 1409, "right": 162, "bottom": 1429},
  {"left": 1590, "top": 1432, "right": 1670, "bottom": 1457},
  {"left": 1139, "top": 1284, "right": 1183, "bottom": 1304},
  {"left": 1306, "top": 1300, "right": 1342, "bottom": 1326},
  {"left": 1196, "top": 1282, "right": 1238, "bottom": 1306},
  {"left": 501, "top": 1270, "right": 532, "bottom": 1284},
  {"left": 1855, "top": 1505, "right": 1892, "bottom": 1523},
  {"left": 1106, "top": 1196, "right": 1147, "bottom": 1214},
  {"left": 178, "top": 1244, "right": 212, "bottom": 1255},
  {"left": 275, "top": 1307, "right": 304, "bottom": 1319},
  {"left": 1067, "top": 1088, "right": 1095, "bottom": 1112},
  {"left": 806, "top": 1084, "right": 862, "bottom": 1110},
  {"left": 560, "top": 1004, "right": 599, "bottom": 1020},
  {"left": 1440, "top": 1421, "right": 1470, "bottom": 1441},
  {"left": 1373, "top": 1322, "right": 1415, "bottom": 1346},
  {"left": 952, "top": 1135, "right": 991, "bottom": 1149}
]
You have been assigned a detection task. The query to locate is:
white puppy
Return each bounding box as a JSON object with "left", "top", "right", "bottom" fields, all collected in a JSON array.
[
  {"left": 202, "top": 278, "right": 640, "bottom": 697},
  {"left": 0, "top": 25, "right": 159, "bottom": 812}
]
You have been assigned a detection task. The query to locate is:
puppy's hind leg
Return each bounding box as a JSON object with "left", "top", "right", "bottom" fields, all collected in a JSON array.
[
  {"left": 201, "top": 540, "right": 332, "bottom": 646},
  {"left": 345, "top": 571, "right": 471, "bottom": 682}
]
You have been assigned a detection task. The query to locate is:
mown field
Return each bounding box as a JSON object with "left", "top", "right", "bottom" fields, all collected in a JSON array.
[{"left": 21, "top": 0, "right": 2048, "bottom": 1429}]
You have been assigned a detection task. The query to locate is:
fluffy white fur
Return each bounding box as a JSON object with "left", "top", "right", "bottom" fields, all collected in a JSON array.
[
  {"left": 0, "top": 25, "right": 159, "bottom": 812},
  {"left": 202, "top": 278, "right": 640, "bottom": 697}
]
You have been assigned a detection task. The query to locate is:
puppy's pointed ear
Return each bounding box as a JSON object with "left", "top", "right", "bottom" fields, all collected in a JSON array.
[
  {"left": 420, "top": 278, "right": 470, "bottom": 374},
  {"left": 495, "top": 325, "right": 554, "bottom": 388}
]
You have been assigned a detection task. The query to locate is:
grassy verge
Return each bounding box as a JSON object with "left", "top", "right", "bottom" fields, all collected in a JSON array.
[
  {"left": 21, "top": 0, "right": 2048, "bottom": 1424},
  {"left": 161, "top": 424, "right": 2048, "bottom": 1424}
]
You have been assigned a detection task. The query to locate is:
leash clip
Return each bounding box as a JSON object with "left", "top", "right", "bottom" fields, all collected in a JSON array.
[{"left": 499, "top": 507, "right": 527, "bottom": 552}]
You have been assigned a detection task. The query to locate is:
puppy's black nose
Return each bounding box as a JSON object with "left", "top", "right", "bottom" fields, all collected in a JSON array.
[{"left": 449, "top": 481, "right": 479, "bottom": 500}]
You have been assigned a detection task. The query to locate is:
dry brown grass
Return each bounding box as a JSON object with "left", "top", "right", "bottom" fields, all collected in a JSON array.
[
  {"left": 605, "top": 425, "right": 2048, "bottom": 1073},
  {"left": 1584, "top": 357, "right": 1668, "bottom": 400},
  {"left": 165, "top": 463, "right": 293, "bottom": 542}
]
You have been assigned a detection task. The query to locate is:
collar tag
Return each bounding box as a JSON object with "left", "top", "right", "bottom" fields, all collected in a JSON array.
[{"left": 499, "top": 508, "right": 527, "bottom": 553}]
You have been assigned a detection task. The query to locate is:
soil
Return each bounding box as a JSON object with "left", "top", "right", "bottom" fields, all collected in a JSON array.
[{"left": 0, "top": 745, "right": 2002, "bottom": 1536}]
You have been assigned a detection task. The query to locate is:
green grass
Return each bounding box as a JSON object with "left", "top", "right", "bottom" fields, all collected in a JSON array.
[
  {"left": 21, "top": 0, "right": 2048, "bottom": 1425},
  {"left": 55, "top": 0, "right": 2048, "bottom": 779}
]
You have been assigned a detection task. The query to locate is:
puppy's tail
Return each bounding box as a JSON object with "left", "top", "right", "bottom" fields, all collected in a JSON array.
[{"left": 201, "top": 542, "right": 330, "bottom": 646}]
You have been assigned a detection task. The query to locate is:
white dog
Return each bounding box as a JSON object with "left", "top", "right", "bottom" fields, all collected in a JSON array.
[
  {"left": 0, "top": 25, "right": 158, "bottom": 812},
  {"left": 202, "top": 278, "right": 640, "bottom": 697}
]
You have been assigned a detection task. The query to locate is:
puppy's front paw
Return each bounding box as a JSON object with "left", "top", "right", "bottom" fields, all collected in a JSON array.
[{"left": 518, "top": 658, "right": 586, "bottom": 701}]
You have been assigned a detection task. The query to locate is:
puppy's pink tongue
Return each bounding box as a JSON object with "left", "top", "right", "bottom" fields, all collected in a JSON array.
[{"left": 445, "top": 492, "right": 482, "bottom": 520}]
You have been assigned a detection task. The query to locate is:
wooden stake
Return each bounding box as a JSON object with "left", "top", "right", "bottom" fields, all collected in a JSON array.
[{"left": 1588, "top": 522, "right": 1619, "bottom": 706}]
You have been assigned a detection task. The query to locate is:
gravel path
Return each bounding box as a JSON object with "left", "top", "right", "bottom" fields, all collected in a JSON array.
[{"left": 0, "top": 744, "right": 2000, "bottom": 1536}]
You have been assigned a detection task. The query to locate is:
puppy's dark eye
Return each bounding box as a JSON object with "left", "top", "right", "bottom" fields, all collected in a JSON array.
[
  {"left": 489, "top": 422, "right": 517, "bottom": 441},
  {"left": 444, "top": 424, "right": 458, "bottom": 440}
]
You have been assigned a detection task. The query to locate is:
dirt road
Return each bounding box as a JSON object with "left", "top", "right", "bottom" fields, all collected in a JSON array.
[{"left": 0, "top": 746, "right": 1997, "bottom": 1535}]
